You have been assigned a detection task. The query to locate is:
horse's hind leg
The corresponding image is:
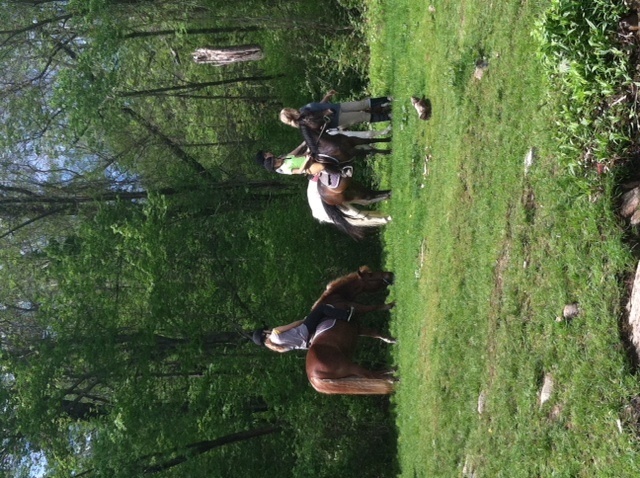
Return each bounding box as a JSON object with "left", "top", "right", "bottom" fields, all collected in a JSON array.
[
  {"left": 345, "top": 301, "right": 394, "bottom": 314},
  {"left": 349, "top": 190, "right": 392, "bottom": 205},
  {"left": 354, "top": 147, "right": 392, "bottom": 156},
  {"left": 339, "top": 206, "right": 391, "bottom": 226}
]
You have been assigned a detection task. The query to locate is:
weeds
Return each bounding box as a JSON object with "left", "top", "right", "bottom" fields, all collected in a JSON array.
[{"left": 534, "top": 0, "right": 637, "bottom": 173}]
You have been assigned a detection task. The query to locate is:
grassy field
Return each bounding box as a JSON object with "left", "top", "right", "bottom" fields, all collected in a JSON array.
[{"left": 365, "top": 0, "right": 640, "bottom": 476}]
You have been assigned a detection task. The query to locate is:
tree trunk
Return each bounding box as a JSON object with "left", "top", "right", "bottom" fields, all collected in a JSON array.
[
  {"left": 117, "top": 75, "right": 283, "bottom": 97},
  {"left": 122, "top": 26, "right": 260, "bottom": 40},
  {"left": 141, "top": 426, "right": 281, "bottom": 474}
]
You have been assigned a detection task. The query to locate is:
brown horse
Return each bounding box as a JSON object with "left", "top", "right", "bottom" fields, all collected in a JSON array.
[{"left": 306, "top": 266, "right": 396, "bottom": 395}]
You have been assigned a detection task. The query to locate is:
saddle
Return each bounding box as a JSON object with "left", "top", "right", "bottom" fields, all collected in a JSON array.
[
  {"left": 316, "top": 165, "right": 353, "bottom": 189},
  {"left": 310, "top": 307, "right": 354, "bottom": 345}
]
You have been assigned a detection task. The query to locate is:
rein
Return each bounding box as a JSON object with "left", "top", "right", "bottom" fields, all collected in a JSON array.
[
  {"left": 316, "top": 153, "right": 341, "bottom": 165},
  {"left": 313, "top": 109, "right": 335, "bottom": 152},
  {"left": 314, "top": 121, "right": 329, "bottom": 153}
]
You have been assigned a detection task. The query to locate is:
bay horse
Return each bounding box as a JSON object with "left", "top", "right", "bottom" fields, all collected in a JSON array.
[
  {"left": 305, "top": 126, "right": 391, "bottom": 166},
  {"left": 306, "top": 176, "right": 391, "bottom": 240},
  {"left": 306, "top": 266, "right": 396, "bottom": 395}
]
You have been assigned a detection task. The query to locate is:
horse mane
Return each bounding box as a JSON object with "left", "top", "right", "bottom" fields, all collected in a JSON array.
[
  {"left": 311, "top": 269, "right": 364, "bottom": 309},
  {"left": 298, "top": 118, "right": 354, "bottom": 159}
]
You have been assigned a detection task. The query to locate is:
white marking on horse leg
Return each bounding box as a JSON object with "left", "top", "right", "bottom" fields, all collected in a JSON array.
[
  {"left": 328, "top": 130, "right": 385, "bottom": 139},
  {"left": 345, "top": 215, "right": 390, "bottom": 227},
  {"left": 350, "top": 193, "right": 391, "bottom": 206}
]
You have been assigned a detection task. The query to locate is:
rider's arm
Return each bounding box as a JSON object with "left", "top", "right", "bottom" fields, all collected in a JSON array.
[
  {"left": 264, "top": 337, "right": 290, "bottom": 353},
  {"left": 272, "top": 320, "right": 305, "bottom": 334},
  {"left": 319, "top": 89, "right": 337, "bottom": 103},
  {"left": 288, "top": 141, "right": 308, "bottom": 157},
  {"left": 292, "top": 155, "right": 324, "bottom": 175}
]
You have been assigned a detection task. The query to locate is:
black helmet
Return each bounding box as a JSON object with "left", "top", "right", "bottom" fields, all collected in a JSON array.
[
  {"left": 255, "top": 151, "right": 275, "bottom": 171},
  {"left": 252, "top": 328, "right": 267, "bottom": 346}
]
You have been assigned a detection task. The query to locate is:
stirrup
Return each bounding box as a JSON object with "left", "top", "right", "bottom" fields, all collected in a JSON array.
[
  {"left": 341, "top": 166, "right": 353, "bottom": 178},
  {"left": 346, "top": 306, "right": 355, "bottom": 322}
]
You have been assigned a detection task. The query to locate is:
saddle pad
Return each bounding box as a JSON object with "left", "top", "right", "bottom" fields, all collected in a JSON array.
[{"left": 311, "top": 319, "right": 337, "bottom": 344}]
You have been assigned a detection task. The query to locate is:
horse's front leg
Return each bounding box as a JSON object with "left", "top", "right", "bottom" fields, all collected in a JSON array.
[
  {"left": 369, "top": 148, "right": 392, "bottom": 155},
  {"left": 359, "top": 326, "right": 396, "bottom": 344},
  {"left": 347, "top": 301, "right": 395, "bottom": 314},
  {"left": 348, "top": 136, "right": 392, "bottom": 146}
]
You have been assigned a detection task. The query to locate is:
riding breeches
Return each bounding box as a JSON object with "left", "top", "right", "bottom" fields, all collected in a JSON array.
[{"left": 303, "top": 304, "right": 352, "bottom": 337}]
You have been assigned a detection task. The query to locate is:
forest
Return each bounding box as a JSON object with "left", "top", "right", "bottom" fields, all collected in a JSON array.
[{"left": 0, "top": 0, "right": 396, "bottom": 476}]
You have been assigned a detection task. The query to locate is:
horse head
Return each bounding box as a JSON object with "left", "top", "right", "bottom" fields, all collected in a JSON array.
[{"left": 357, "top": 266, "right": 394, "bottom": 291}]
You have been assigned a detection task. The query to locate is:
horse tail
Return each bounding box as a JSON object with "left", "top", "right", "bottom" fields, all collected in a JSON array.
[
  {"left": 321, "top": 203, "right": 367, "bottom": 241},
  {"left": 309, "top": 376, "right": 394, "bottom": 395}
]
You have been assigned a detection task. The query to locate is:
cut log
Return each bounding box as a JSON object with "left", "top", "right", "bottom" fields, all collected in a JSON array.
[{"left": 192, "top": 45, "right": 263, "bottom": 66}]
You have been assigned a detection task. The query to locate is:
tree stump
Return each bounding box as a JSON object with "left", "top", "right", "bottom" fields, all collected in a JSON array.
[
  {"left": 620, "top": 186, "right": 640, "bottom": 225},
  {"left": 627, "top": 261, "right": 640, "bottom": 360}
]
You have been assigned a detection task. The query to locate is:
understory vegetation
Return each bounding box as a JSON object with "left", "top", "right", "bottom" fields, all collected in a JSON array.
[{"left": 1, "top": 1, "right": 395, "bottom": 477}]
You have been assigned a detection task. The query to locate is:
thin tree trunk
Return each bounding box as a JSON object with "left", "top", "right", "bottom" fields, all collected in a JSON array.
[
  {"left": 71, "top": 426, "right": 282, "bottom": 477},
  {"left": 0, "top": 13, "right": 73, "bottom": 41},
  {"left": 180, "top": 140, "right": 259, "bottom": 147},
  {"left": 122, "top": 107, "right": 216, "bottom": 182},
  {"left": 0, "top": 206, "right": 69, "bottom": 240},
  {"left": 122, "top": 26, "right": 260, "bottom": 40},
  {"left": 118, "top": 75, "right": 283, "bottom": 98},
  {"left": 141, "top": 426, "right": 281, "bottom": 474}
]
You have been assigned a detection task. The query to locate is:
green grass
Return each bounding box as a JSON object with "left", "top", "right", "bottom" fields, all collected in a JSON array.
[{"left": 365, "top": 0, "right": 640, "bottom": 476}]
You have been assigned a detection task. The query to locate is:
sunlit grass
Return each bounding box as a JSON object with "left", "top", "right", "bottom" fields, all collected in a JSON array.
[{"left": 366, "top": 0, "right": 639, "bottom": 476}]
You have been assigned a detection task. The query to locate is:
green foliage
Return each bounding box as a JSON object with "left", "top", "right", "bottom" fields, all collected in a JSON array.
[
  {"left": 0, "top": 0, "right": 401, "bottom": 476},
  {"left": 290, "top": 394, "right": 397, "bottom": 477},
  {"left": 534, "top": 0, "right": 635, "bottom": 171}
]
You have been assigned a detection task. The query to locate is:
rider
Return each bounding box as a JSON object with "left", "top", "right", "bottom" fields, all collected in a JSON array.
[
  {"left": 279, "top": 90, "right": 392, "bottom": 131},
  {"left": 252, "top": 304, "right": 353, "bottom": 352},
  {"left": 280, "top": 90, "right": 392, "bottom": 161},
  {"left": 255, "top": 147, "right": 353, "bottom": 188}
]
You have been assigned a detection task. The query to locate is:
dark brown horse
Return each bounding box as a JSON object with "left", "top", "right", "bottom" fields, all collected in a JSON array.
[
  {"left": 307, "top": 126, "right": 391, "bottom": 166},
  {"left": 306, "top": 266, "right": 396, "bottom": 395}
]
